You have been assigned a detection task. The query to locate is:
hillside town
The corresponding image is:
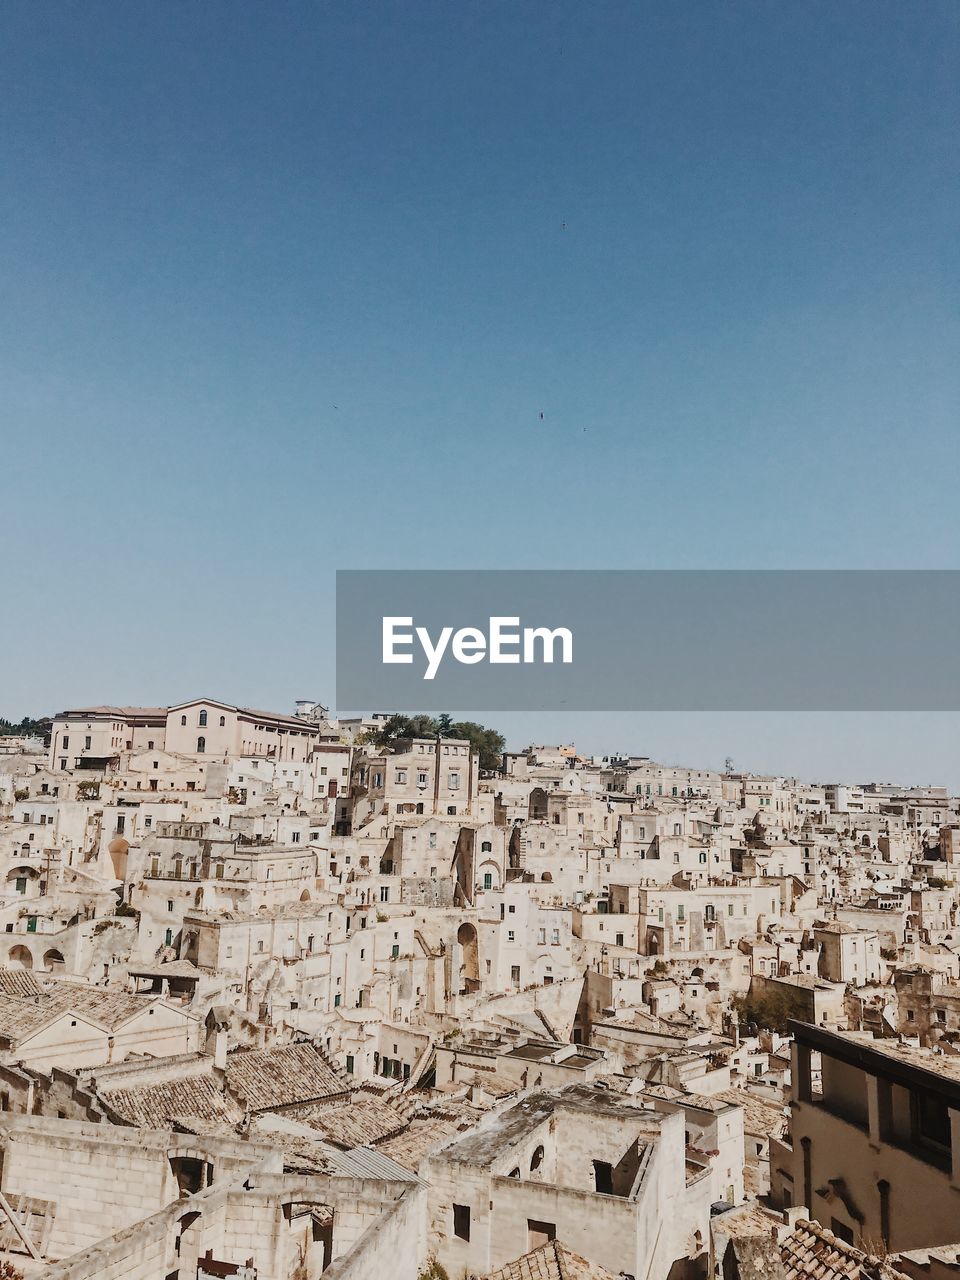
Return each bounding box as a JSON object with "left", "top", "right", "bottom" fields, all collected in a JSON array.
[{"left": 0, "top": 700, "right": 958, "bottom": 1280}]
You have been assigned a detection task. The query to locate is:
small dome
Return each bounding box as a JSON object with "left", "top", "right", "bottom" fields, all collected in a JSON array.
[{"left": 107, "top": 837, "right": 129, "bottom": 855}]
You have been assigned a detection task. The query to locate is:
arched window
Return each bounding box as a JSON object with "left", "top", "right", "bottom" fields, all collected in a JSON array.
[
  {"left": 219, "top": 716, "right": 226, "bottom": 727},
  {"left": 180, "top": 715, "right": 187, "bottom": 726},
  {"left": 199, "top": 710, "right": 208, "bottom": 727},
  {"left": 530, "top": 1145, "right": 544, "bottom": 1171},
  {"left": 197, "top": 737, "right": 206, "bottom": 753}
]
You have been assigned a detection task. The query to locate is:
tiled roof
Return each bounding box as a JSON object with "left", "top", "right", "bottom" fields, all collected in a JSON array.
[
  {"left": 781, "top": 1219, "right": 910, "bottom": 1280},
  {"left": 100, "top": 1075, "right": 242, "bottom": 1129},
  {"left": 0, "top": 968, "right": 46, "bottom": 999},
  {"left": 482, "top": 1240, "right": 618, "bottom": 1280},
  {"left": 717, "top": 1209, "right": 912, "bottom": 1280},
  {"left": 225, "top": 1041, "right": 349, "bottom": 1111},
  {"left": 0, "top": 998, "right": 59, "bottom": 1045},
  {"left": 376, "top": 1117, "right": 460, "bottom": 1170},
  {"left": 0, "top": 983, "right": 157, "bottom": 1045},
  {"left": 714, "top": 1088, "right": 787, "bottom": 1139},
  {"left": 294, "top": 1097, "right": 407, "bottom": 1149},
  {"left": 42, "top": 984, "right": 164, "bottom": 1030},
  {"left": 57, "top": 706, "right": 168, "bottom": 718}
]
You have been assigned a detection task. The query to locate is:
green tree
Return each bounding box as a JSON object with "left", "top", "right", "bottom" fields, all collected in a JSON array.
[
  {"left": 732, "top": 987, "right": 799, "bottom": 1033},
  {"left": 363, "top": 714, "right": 506, "bottom": 771},
  {"left": 0, "top": 716, "right": 50, "bottom": 738}
]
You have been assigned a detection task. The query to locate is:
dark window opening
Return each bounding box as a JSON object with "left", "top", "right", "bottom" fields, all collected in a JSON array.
[
  {"left": 453, "top": 1203, "right": 470, "bottom": 1241},
  {"left": 593, "top": 1160, "right": 614, "bottom": 1194}
]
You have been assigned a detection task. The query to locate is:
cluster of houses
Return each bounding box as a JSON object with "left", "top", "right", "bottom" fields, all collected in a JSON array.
[{"left": 0, "top": 699, "right": 958, "bottom": 1280}]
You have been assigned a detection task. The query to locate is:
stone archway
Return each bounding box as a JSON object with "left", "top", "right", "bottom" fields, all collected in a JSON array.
[
  {"left": 8, "top": 945, "right": 33, "bottom": 970},
  {"left": 42, "top": 949, "right": 65, "bottom": 972}
]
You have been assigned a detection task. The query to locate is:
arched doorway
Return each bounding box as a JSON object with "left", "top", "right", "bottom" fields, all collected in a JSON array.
[
  {"left": 43, "top": 949, "right": 65, "bottom": 972},
  {"left": 8, "top": 945, "right": 33, "bottom": 970}
]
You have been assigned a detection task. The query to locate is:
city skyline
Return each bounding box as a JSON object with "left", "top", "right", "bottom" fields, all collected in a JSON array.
[{"left": 3, "top": 2, "right": 958, "bottom": 782}]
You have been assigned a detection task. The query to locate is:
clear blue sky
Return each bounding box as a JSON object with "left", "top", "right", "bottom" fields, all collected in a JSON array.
[{"left": 3, "top": 3, "right": 958, "bottom": 784}]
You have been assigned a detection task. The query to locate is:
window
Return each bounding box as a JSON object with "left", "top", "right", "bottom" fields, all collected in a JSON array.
[
  {"left": 527, "top": 1220, "right": 556, "bottom": 1250},
  {"left": 483, "top": 873, "right": 493, "bottom": 889},
  {"left": 84, "top": 735, "right": 92, "bottom": 750},
  {"left": 449, "top": 772, "right": 460, "bottom": 788},
  {"left": 167, "top": 900, "right": 174, "bottom": 912},
  {"left": 418, "top": 771, "right": 429, "bottom": 785},
  {"left": 181, "top": 715, "right": 187, "bottom": 726},
  {"left": 14, "top": 877, "right": 26, "bottom": 894},
  {"left": 380, "top": 886, "right": 390, "bottom": 903},
  {"left": 481, "top": 841, "right": 492, "bottom": 853},
  {"left": 345, "top": 1054, "right": 354, "bottom": 1073},
  {"left": 391, "top": 944, "right": 399, "bottom": 958},
  {"left": 511, "top": 965, "right": 521, "bottom": 984},
  {"left": 219, "top": 715, "right": 226, "bottom": 727},
  {"left": 452, "top": 1205, "right": 470, "bottom": 1241},
  {"left": 198, "top": 710, "right": 208, "bottom": 727},
  {"left": 508, "top": 931, "right": 515, "bottom": 941},
  {"left": 395, "top": 769, "right": 407, "bottom": 784},
  {"left": 913, "top": 1089, "right": 952, "bottom": 1155},
  {"left": 334, "top": 993, "right": 341, "bottom": 1008},
  {"left": 197, "top": 737, "right": 205, "bottom": 753},
  {"left": 830, "top": 1219, "right": 854, "bottom": 1246},
  {"left": 551, "top": 929, "right": 559, "bottom": 945},
  {"left": 291, "top": 831, "right": 301, "bottom": 843}
]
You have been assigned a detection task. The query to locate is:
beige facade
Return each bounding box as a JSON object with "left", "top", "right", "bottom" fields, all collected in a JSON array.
[{"left": 779, "top": 1022, "right": 960, "bottom": 1252}]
